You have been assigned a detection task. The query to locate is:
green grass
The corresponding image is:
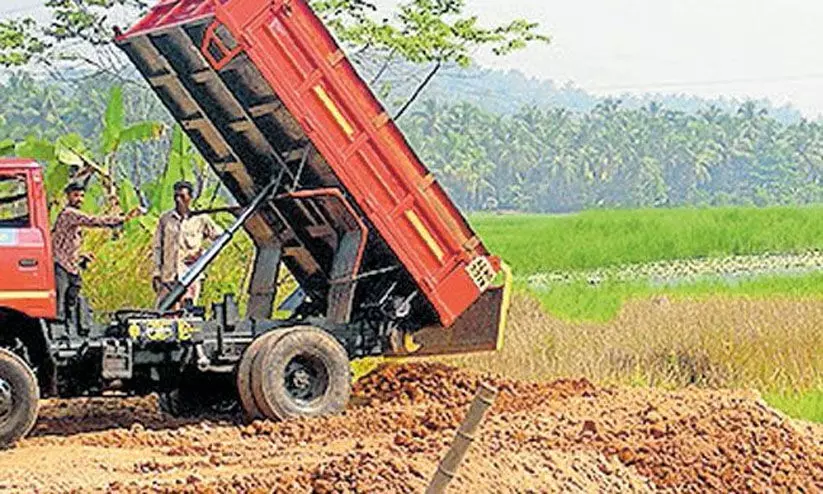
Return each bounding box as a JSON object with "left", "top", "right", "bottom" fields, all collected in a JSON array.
[
  {"left": 471, "top": 206, "right": 823, "bottom": 274},
  {"left": 469, "top": 207, "right": 823, "bottom": 320},
  {"left": 765, "top": 390, "right": 823, "bottom": 423}
]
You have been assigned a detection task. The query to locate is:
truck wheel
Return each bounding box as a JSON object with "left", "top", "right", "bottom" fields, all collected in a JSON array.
[
  {"left": 251, "top": 327, "right": 351, "bottom": 421},
  {"left": 236, "top": 331, "right": 287, "bottom": 422},
  {"left": 0, "top": 348, "right": 39, "bottom": 449}
]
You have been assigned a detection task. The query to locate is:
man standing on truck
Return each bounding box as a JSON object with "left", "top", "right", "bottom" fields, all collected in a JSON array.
[
  {"left": 152, "top": 180, "right": 222, "bottom": 309},
  {"left": 52, "top": 182, "right": 139, "bottom": 329}
]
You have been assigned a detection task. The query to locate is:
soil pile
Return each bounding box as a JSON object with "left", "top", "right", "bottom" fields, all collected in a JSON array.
[{"left": 0, "top": 363, "right": 820, "bottom": 493}]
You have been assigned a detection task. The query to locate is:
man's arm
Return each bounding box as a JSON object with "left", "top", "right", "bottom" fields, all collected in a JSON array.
[{"left": 68, "top": 208, "right": 125, "bottom": 228}]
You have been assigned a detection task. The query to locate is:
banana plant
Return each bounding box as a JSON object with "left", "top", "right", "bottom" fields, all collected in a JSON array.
[
  {"left": 10, "top": 85, "right": 165, "bottom": 218},
  {"left": 0, "top": 138, "right": 13, "bottom": 156}
]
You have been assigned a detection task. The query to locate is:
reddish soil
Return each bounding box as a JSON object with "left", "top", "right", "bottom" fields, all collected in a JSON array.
[{"left": 0, "top": 363, "right": 820, "bottom": 493}]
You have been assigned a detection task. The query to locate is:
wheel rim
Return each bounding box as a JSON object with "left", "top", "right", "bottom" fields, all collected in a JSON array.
[
  {"left": 284, "top": 355, "right": 329, "bottom": 406},
  {"left": 0, "top": 376, "right": 13, "bottom": 424}
]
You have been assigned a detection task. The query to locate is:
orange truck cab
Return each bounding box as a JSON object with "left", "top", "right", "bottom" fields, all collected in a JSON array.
[{"left": 0, "top": 159, "right": 57, "bottom": 321}]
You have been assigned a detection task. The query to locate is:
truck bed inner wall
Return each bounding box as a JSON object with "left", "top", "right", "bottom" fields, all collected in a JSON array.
[{"left": 117, "top": 0, "right": 498, "bottom": 327}]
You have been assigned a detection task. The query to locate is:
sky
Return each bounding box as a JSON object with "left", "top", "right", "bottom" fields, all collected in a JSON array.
[{"left": 4, "top": 0, "right": 823, "bottom": 117}]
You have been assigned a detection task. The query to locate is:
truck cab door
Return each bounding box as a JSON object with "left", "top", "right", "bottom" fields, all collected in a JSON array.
[{"left": 0, "top": 169, "right": 57, "bottom": 319}]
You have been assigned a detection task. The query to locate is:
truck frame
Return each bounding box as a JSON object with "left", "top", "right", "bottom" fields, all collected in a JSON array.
[{"left": 0, "top": 0, "right": 512, "bottom": 449}]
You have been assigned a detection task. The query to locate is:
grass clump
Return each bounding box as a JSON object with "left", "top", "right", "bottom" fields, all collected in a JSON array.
[{"left": 765, "top": 390, "right": 823, "bottom": 423}]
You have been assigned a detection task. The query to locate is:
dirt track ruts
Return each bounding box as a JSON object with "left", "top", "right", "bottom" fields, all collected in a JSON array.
[{"left": 0, "top": 362, "right": 821, "bottom": 493}]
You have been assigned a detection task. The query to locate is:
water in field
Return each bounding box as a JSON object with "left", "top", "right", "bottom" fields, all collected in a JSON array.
[{"left": 526, "top": 251, "right": 823, "bottom": 290}]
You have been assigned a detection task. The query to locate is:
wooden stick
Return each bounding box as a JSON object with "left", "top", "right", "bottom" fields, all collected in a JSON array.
[{"left": 426, "top": 383, "right": 498, "bottom": 494}]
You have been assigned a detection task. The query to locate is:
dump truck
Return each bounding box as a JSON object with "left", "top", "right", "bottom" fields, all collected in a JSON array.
[{"left": 0, "top": 0, "right": 512, "bottom": 449}]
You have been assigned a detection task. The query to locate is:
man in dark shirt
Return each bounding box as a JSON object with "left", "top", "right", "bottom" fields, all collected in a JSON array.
[{"left": 51, "top": 182, "right": 138, "bottom": 329}]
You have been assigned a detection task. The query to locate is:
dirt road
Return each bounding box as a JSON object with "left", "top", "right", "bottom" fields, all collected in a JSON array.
[{"left": 1, "top": 363, "right": 821, "bottom": 493}]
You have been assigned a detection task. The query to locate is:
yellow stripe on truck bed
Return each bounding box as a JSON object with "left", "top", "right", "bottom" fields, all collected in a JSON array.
[
  {"left": 313, "top": 85, "right": 355, "bottom": 138},
  {"left": 405, "top": 210, "right": 446, "bottom": 262},
  {"left": 0, "top": 291, "right": 52, "bottom": 301}
]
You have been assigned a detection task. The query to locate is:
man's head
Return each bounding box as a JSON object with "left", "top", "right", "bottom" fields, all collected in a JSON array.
[
  {"left": 65, "top": 182, "right": 85, "bottom": 208},
  {"left": 173, "top": 180, "right": 195, "bottom": 214}
]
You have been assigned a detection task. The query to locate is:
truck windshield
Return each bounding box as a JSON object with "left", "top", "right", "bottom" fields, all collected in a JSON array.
[{"left": 0, "top": 175, "right": 29, "bottom": 228}]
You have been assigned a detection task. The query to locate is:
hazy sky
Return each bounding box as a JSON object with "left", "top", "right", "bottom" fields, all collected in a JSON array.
[{"left": 4, "top": 0, "right": 823, "bottom": 117}]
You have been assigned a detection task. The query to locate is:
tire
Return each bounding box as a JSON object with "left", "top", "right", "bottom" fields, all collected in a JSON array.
[
  {"left": 0, "top": 348, "right": 39, "bottom": 449},
  {"left": 251, "top": 327, "right": 351, "bottom": 421},
  {"left": 236, "top": 332, "right": 286, "bottom": 422}
]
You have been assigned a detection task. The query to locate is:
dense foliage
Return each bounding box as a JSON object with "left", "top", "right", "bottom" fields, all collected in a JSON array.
[
  {"left": 3, "top": 70, "right": 823, "bottom": 213},
  {"left": 405, "top": 99, "right": 823, "bottom": 212}
]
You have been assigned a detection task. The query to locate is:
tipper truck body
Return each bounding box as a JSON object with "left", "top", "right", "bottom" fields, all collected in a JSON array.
[{"left": 0, "top": 0, "right": 511, "bottom": 449}]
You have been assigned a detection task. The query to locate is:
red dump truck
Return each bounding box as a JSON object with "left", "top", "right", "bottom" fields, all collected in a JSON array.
[{"left": 0, "top": 0, "right": 511, "bottom": 448}]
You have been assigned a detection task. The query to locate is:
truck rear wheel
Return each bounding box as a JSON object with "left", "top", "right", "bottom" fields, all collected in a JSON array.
[
  {"left": 236, "top": 332, "right": 285, "bottom": 421},
  {"left": 0, "top": 348, "right": 39, "bottom": 449},
  {"left": 250, "top": 327, "right": 351, "bottom": 421}
]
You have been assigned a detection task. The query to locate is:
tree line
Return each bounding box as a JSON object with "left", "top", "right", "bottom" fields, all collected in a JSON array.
[
  {"left": 2, "top": 72, "right": 823, "bottom": 213},
  {"left": 402, "top": 98, "right": 823, "bottom": 212}
]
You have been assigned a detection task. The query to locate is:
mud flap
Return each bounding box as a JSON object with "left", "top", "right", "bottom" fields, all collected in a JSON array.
[{"left": 385, "top": 263, "right": 513, "bottom": 358}]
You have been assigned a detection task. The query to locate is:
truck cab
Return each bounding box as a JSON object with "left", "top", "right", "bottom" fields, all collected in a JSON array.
[
  {"left": 0, "top": 160, "right": 57, "bottom": 448},
  {"left": 0, "top": 159, "right": 57, "bottom": 321}
]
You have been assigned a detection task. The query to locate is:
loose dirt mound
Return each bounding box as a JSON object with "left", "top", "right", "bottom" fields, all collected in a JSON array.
[
  {"left": 0, "top": 363, "right": 820, "bottom": 493},
  {"left": 354, "top": 362, "right": 597, "bottom": 410}
]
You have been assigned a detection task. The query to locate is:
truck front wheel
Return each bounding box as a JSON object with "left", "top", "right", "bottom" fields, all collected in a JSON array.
[
  {"left": 0, "top": 348, "right": 39, "bottom": 449},
  {"left": 250, "top": 327, "right": 351, "bottom": 421}
]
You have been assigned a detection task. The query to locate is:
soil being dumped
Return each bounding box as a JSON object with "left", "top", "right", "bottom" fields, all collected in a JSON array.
[{"left": 0, "top": 363, "right": 821, "bottom": 493}]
